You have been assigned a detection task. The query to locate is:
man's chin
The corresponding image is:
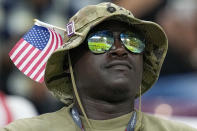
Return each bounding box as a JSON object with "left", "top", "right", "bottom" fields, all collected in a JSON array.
[{"left": 106, "top": 82, "right": 132, "bottom": 94}]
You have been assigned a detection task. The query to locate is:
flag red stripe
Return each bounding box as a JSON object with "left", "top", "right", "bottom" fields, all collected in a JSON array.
[
  {"left": 59, "top": 33, "right": 63, "bottom": 46},
  {"left": 27, "top": 31, "right": 55, "bottom": 77},
  {"left": 40, "top": 76, "right": 44, "bottom": 83},
  {"left": 33, "top": 31, "right": 58, "bottom": 81},
  {"left": 16, "top": 46, "right": 35, "bottom": 68},
  {"left": 9, "top": 39, "right": 24, "bottom": 57},
  {"left": 21, "top": 49, "right": 41, "bottom": 73},
  {"left": 12, "top": 42, "right": 29, "bottom": 63},
  {"left": 54, "top": 32, "right": 58, "bottom": 49},
  {"left": 33, "top": 63, "right": 46, "bottom": 81}
]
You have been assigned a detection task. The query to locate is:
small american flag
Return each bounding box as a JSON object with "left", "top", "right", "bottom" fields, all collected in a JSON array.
[{"left": 9, "top": 25, "right": 63, "bottom": 83}]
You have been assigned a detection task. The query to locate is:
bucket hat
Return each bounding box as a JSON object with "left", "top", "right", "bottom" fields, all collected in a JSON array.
[{"left": 44, "top": 2, "right": 168, "bottom": 105}]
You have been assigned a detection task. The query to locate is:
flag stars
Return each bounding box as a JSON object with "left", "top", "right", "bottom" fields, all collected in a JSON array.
[{"left": 23, "top": 25, "right": 50, "bottom": 50}]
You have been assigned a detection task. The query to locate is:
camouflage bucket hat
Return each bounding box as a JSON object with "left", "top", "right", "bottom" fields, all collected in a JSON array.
[{"left": 44, "top": 2, "right": 168, "bottom": 105}]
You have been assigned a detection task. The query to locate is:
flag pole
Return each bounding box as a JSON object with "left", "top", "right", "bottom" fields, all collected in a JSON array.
[{"left": 34, "top": 19, "right": 67, "bottom": 32}]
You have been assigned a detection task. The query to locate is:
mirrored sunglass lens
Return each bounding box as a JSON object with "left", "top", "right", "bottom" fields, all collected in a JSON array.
[
  {"left": 120, "top": 32, "right": 145, "bottom": 53},
  {"left": 88, "top": 31, "right": 113, "bottom": 53}
]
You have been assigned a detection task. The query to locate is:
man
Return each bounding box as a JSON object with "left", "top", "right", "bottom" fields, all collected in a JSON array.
[{"left": 1, "top": 2, "right": 196, "bottom": 131}]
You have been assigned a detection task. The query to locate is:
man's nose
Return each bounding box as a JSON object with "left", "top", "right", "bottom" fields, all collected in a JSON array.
[{"left": 109, "top": 35, "right": 128, "bottom": 57}]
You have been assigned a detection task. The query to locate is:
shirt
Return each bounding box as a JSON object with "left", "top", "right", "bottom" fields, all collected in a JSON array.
[{"left": 1, "top": 104, "right": 197, "bottom": 131}]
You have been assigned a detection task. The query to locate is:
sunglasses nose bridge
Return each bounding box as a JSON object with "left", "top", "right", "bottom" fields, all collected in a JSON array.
[
  {"left": 109, "top": 33, "right": 128, "bottom": 57},
  {"left": 111, "top": 33, "right": 124, "bottom": 50}
]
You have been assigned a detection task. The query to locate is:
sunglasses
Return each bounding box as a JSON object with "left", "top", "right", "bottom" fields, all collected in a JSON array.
[{"left": 87, "top": 30, "right": 145, "bottom": 54}]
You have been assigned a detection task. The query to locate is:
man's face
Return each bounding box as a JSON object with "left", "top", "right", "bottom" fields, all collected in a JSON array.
[{"left": 70, "top": 20, "right": 143, "bottom": 103}]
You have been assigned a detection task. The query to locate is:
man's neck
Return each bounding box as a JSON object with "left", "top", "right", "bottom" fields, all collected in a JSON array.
[{"left": 74, "top": 97, "right": 134, "bottom": 120}]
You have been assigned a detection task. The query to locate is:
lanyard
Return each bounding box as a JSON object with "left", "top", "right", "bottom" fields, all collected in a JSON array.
[{"left": 70, "top": 107, "right": 137, "bottom": 131}]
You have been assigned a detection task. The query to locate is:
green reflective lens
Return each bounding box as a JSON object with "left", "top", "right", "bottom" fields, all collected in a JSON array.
[
  {"left": 120, "top": 32, "right": 145, "bottom": 53},
  {"left": 87, "top": 31, "right": 145, "bottom": 54},
  {"left": 88, "top": 31, "right": 113, "bottom": 53}
]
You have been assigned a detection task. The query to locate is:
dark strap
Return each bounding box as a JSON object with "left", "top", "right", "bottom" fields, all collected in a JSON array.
[
  {"left": 70, "top": 107, "right": 137, "bottom": 131},
  {"left": 126, "top": 111, "right": 137, "bottom": 131},
  {"left": 70, "top": 107, "right": 84, "bottom": 131}
]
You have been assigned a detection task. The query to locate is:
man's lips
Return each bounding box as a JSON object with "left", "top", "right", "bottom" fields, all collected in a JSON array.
[{"left": 105, "top": 61, "right": 132, "bottom": 70}]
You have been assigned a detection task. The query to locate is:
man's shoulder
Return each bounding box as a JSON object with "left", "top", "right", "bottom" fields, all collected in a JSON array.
[
  {"left": 141, "top": 112, "right": 197, "bottom": 131},
  {"left": 0, "top": 106, "right": 75, "bottom": 131}
]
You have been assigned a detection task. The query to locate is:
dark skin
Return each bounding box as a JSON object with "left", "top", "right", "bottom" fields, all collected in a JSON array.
[{"left": 70, "top": 20, "right": 143, "bottom": 120}]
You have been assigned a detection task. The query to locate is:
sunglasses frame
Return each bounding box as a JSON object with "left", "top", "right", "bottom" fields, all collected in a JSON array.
[{"left": 87, "top": 30, "right": 146, "bottom": 54}]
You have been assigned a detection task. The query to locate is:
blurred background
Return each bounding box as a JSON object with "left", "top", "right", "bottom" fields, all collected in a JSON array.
[{"left": 0, "top": 0, "right": 197, "bottom": 128}]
